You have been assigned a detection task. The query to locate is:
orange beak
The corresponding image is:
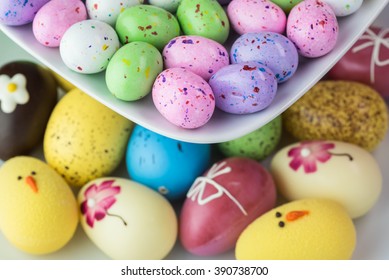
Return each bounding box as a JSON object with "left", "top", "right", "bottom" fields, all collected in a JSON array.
[
  {"left": 286, "top": 210, "right": 309, "bottom": 222},
  {"left": 25, "top": 176, "right": 38, "bottom": 193}
]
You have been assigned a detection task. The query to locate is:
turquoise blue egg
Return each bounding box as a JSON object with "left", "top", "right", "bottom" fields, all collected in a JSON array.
[{"left": 126, "top": 125, "right": 211, "bottom": 200}]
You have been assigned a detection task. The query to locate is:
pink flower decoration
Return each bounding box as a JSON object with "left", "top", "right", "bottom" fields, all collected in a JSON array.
[
  {"left": 80, "top": 180, "right": 121, "bottom": 228},
  {"left": 288, "top": 141, "right": 335, "bottom": 173}
]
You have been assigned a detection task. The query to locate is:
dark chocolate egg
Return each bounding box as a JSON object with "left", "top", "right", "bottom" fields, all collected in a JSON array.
[{"left": 0, "top": 61, "right": 57, "bottom": 160}]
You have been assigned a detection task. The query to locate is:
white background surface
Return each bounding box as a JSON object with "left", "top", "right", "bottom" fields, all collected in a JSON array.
[{"left": 0, "top": 3, "right": 388, "bottom": 260}]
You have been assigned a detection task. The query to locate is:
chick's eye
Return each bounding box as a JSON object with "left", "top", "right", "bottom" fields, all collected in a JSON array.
[
  {"left": 31, "top": 171, "right": 36, "bottom": 175},
  {"left": 17, "top": 176, "right": 22, "bottom": 180}
]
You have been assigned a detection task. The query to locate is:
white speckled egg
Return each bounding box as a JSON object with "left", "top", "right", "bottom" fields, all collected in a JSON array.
[
  {"left": 149, "top": 0, "right": 182, "bottom": 13},
  {"left": 60, "top": 19, "right": 120, "bottom": 74},
  {"left": 322, "top": 0, "right": 363, "bottom": 17}
]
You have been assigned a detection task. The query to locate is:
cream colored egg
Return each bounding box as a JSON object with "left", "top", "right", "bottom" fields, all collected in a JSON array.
[
  {"left": 78, "top": 177, "right": 178, "bottom": 260},
  {"left": 43, "top": 89, "right": 133, "bottom": 187},
  {"left": 270, "top": 140, "right": 382, "bottom": 218},
  {"left": 0, "top": 156, "right": 78, "bottom": 255},
  {"left": 236, "top": 198, "right": 356, "bottom": 260}
]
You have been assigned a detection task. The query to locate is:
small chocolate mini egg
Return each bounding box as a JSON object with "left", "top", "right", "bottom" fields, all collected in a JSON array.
[
  {"left": 283, "top": 81, "right": 389, "bottom": 151},
  {"left": 209, "top": 62, "right": 277, "bottom": 114},
  {"left": 227, "top": 0, "right": 286, "bottom": 35},
  {"left": 78, "top": 177, "right": 177, "bottom": 260},
  {"left": 271, "top": 140, "right": 382, "bottom": 218},
  {"left": 149, "top": 0, "right": 182, "bottom": 13},
  {"left": 115, "top": 4, "right": 181, "bottom": 50},
  {"left": 32, "top": 0, "right": 87, "bottom": 47},
  {"left": 231, "top": 32, "right": 299, "bottom": 83},
  {"left": 236, "top": 198, "right": 356, "bottom": 260},
  {"left": 106, "top": 42, "right": 163, "bottom": 101},
  {"left": 180, "top": 157, "right": 277, "bottom": 256},
  {"left": 0, "top": 61, "right": 57, "bottom": 160},
  {"left": 43, "top": 89, "right": 133, "bottom": 188},
  {"left": 86, "top": 0, "right": 144, "bottom": 26},
  {"left": 270, "top": 0, "right": 302, "bottom": 13},
  {"left": 126, "top": 125, "right": 211, "bottom": 200},
  {"left": 177, "top": 0, "right": 230, "bottom": 44},
  {"left": 60, "top": 20, "right": 120, "bottom": 74},
  {"left": 152, "top": 68, "right": 215, "bottom": 129},
  {"left": 0, "top": 156, "right": 78, "bottom": 255},
  {"left": 163, "top": 35, "right": 229, "bottom": 81},
  {"left": 287, "top": 0, "right": 338, "bottom": 58},
  {"left": 0, "top": 0, "right": 50, "bottom": 26},
  {"left": 217, "top": 115, "right": 282, "bottom": 161},
  {"left": 322, "top": 0, "right": 363, "bottom": 17}
]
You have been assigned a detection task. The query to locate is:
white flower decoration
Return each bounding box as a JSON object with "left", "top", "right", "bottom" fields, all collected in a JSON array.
[{"left": 0, "top": 73, "right": 29, "bottom": 113}]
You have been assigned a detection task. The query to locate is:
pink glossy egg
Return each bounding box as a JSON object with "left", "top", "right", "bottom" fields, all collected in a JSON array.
[
  {"left": 227, "top": 0, "right": 286, "bottom": 35},
  {"left": 180, "top": 157, "right": 277, "bottom": 256},
  {"left": 152, "top": 68, "right": 215, "bottom": 129},
  {"left": 287, "top": 0, "right": 339, "bottom": 58}
]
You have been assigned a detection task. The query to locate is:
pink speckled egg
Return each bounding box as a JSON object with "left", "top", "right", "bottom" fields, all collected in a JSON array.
[
  {"left": 227, "top": 0, "right": 286, "bottom": 35},
  {"left": 33, "top": 0, "right": 87, "bottom": 47},
  {"left": 180, "top": 157, "right": 277, "bottom": 256},
  {"left": 163, "top": 35, "right": 229, "bottom": 81},
  {"left": 287, "top": 0, "right": 339, "bottom": 58},
  {"left": 152, "top": 68, "right": 215, "bottom": 129}
]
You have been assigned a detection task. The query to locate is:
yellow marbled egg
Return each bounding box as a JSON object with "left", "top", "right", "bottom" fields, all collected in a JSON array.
[{"left": 44, "top": 89, "right": 133, "bottom": 187}]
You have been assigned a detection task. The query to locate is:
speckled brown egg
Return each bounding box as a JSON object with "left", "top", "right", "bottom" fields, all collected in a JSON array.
[
  {"left": 283, "top": 81, "right": 388, "bottom": 151},
  {"left": 43, "top": 89, "right": 133, "bottom": 187}
]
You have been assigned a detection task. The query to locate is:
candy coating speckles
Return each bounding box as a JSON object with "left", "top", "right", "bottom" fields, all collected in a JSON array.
[
  {"left": 209, "top": 62, "right": 277, "bottom": 115},
  {"left": 287, "top": 0, "right": 339, "bottom": 58},
  {"left": 152, "top": 68, "right": 215, "bottom": 129},
  {"left": 231, "top": 32, "right": 298, "bottom": 83},
  {"left": 0, "top": 0, "right": 50, "bottom": 26},
  {"left": 322, "top": 0, "right": 363, "bottom": 17},
  {"left": 227, "top": 0, "right": 286, "bottom": 35}
]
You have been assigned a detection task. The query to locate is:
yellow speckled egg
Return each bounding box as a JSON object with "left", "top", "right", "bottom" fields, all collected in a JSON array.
[
  {"left": 78, "top": 177, "right": 178, "bottom": 260},
  {"left": 236, "top": 198, "right": 356, "bottom": 260},
  {"left": 43, "top": 89, "right": 133, "bottom": 187},
  {"left": 270, "top": 140, "right": 382, "bottom": 218},
  {"left": 0, "top": 156, "right": 78, "bottom": 255},
  {"left": 283, "top": 81, "right": 388, "bottom": 151}
]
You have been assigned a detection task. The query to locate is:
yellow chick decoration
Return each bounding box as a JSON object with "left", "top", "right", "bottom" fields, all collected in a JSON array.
[
  {"left": 0, "top": 156, "right": 79, "bottom": 255},
  {"left": 235, "top": 198, "right": 356, "bottom": 260}
]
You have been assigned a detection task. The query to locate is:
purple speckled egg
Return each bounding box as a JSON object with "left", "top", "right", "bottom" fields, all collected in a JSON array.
[
  {"left": 0, "top": 0, "right": 50, "bottom": 26},
  {"left": 287, "top": 0, "right": 339, "bottom": 58},
  {"left": 209, "top": 62, "right": 277, "bottom": 115},
  {"left": 231, "top": 32, "right": 299, "bottom": 83},
  {"left": 163, "top": 35, "right": 229, "bottom": 81},
  {"left": 227, "top": 0, "right": 286, "bottom": 35},
  {"left": 152, "top": 68, "right": 215, "bottom": 129}
]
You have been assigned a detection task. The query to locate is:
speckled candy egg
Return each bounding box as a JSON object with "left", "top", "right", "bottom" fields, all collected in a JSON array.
[
  {"left": 270, "top": 140, "right": 382, "bottom": 218},
  {"left": 287, "top": 0, "right": 338, "bottom": 58},
  {"left": 322, "top": 0, "right": 363, "bottom": 17},
  {"left": 44, "top": 89, "right": 134, "bottom": 188},
  {"left": 106, "top": 42, "right": 163, "bottom": 101},
  {"left": 0, "top": 0, "right": 50, "bottom": 26},
  {"left": 60, "top": 20, "right": 120, "bottom": 74},
  {"left": 217, "top": 115, "right": 282, "bottom": 161},
  {"left": 86, "top": 0, "right": 144, "bottom": 26},
  {"left": 163, "top": 35, "right": 229, "bottom": 81},
  {"left": 236, "top": 199, "right": 356, "bottom": 260},
  {"left": 78, "top": 177, "right": 177, "bottom": 259},
  {"left": 177, "top": 0, "right": 230, "bottom": 44},
  {"left": 152, "top": 68, "right": 215, "bottom": 129},
  {"left": 231, "top": 32, "right": 298, "bottom": 83},
  {"left": 270, "top": 0, "right": 302, "bottom": 13},
  {"left": 32, "top": 0, "right": 87, "bottom": 47},
  {"left": 180, "top": 157, "right": 277, "bottom": 256},
  {"left": 283, "top": 81, "right": 389, "bottom": 151},
  {"left": 149, "top": 0, "right": 182, "bottom": 13},
  {"left": 227, "top": 0, "right": 286, "bottom": 35},
  {"left": 209, "top": 62, "right": 277, "bottom": 114},
  {"left": 115, "top": 5, "right": 180, "bottom": 50},
  {"left": 126, "top": 125, "right": 211, "bottom": 200}
]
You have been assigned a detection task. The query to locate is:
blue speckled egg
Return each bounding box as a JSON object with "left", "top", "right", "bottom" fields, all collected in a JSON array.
[
  {"left": 0, "top": 0, "right": 50, "bottom": 26},
  {"left": 231, "top": 32, "right": 299, "bottom": 83},
  {"left": 126, "top": 125, "right": 211, "bottom": 200}
]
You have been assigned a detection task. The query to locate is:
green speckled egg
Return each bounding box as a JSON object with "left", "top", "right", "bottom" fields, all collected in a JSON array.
[
  {"left": 43, "top": 89, "right": 134, "bottom": 187},
  {"left": 115, "top": 5, "right": 181, "bottom": 50},
  {"left": 106, "top": 42, "right": 163, "bottom": 101},
  {"left": 270, "top": 0, "right": 303, "bottom": 13},
  {"left": 283, "top": 81, "right": 389, "bottom": 151},
  {"left": 177, "top": 0, "right": 230, "bottom": 44},
  {"left": 217, "top": 115, "right": 282, "bottom": 161}
]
